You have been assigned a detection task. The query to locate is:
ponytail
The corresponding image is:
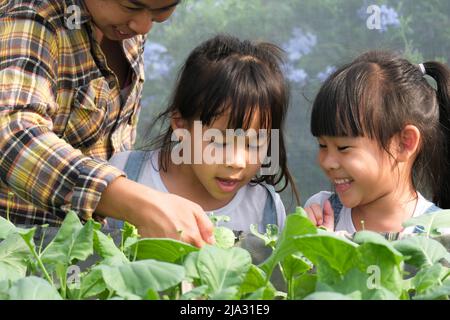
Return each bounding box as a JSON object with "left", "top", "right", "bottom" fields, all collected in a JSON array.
[{"left": 424, "top": 61, "right": 450, "bottom": 208}]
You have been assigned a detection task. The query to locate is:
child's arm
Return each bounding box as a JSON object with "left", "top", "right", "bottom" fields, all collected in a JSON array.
[{"left": 96, "top": 176, "right": 215, "bottom": 248}]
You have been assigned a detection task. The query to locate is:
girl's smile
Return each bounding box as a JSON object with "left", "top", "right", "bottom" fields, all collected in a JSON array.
[{"left": 333, "top": 178, "right": 354, "bottom": 194}]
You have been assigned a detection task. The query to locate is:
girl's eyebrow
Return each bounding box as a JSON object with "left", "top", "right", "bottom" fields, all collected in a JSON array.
[{"left": 128, "top": 0, "right": 180, "bottom": 10}]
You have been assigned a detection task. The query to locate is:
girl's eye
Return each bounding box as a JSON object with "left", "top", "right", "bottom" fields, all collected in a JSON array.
[
  {"left": 123, "top": 5, "right": 142, "bottom": 11},
  {"left": 318, "top": 144, "right": 327, "bottom": 149},
  {"left": 337, "top": 146, "right": 350, "bottom": 151}
]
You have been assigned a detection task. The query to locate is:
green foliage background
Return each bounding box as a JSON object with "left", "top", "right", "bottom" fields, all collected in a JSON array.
[{"left": 137, "top": 0, "right": 450, "bottom": 211}]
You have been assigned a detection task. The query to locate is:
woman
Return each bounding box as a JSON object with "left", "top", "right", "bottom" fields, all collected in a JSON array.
[{"left": 0, "top": 0, "right": 214, "bottom": 247}]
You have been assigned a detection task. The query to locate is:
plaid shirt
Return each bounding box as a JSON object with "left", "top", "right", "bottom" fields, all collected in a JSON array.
[{"left": 0, "top": 0, "right": 146, "bottom": 225}]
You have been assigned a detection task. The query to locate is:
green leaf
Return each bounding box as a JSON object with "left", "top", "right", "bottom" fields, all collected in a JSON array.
[
  {"left": 121, "top": 221, "right": 139, "bottom": 247},
  {"left": 293, "top": 233, "right": 358, "bottom": 274},
  {"left": 413, "top": 279, "right": 450, "bottom": 300},
  {"left": 0, "top": 216, "right": 17, "bottom": 240},
  {"left": 393, "top": 236, "right": 450, "bottom": 268},
  {"left": 126, "top": 238, "right": 198, "bottom": 263},
  {"left": 411, "top": 264, "right": 446, "bottom": 294},
  {"left": 239, "top": 265, "right": 272, "bottom": 295},
  {"left": 293, "top": 274, "right": 317, "bottom": 300},
  {"left": 0, "top": 280, "right": 10, "bottom": 300},
  {"left": 93, "top": 229, "right": 128, "bottom": 262},
  {"left": 353, "top": 232, "right": 404, "bottom": 295},
  {"left": 326, "top": 268, "right": 399, "bottom": 300},
  {"left": 403, "top": 210, "right": 450, "bottom": 236},
  {"left": 303, "top": 291, "right": 357, "bottom": 300},
  {"left": 100, "top": 259, "right": 185, "bottom": 299},
  {"left": 281, "top": 253, "right": 312, "bottom": 281},
  {"left": 41, "top": 212, "right": 95, "bottom": 269},
  {"left": 214, "top": 227, "right": 236, "bottom": 249},
  {"left": 0, "top": 232, "right": 31, "bottom": 282},
  {"left": 209, "top": 286, "right": 240, "bottom": 300},
  {"left": 79, "top": 268, "right": 107, "bottom": 299},
  {"left": 353, "top": 231, "right": 403, "bottom": 262},
  {"left": 184, "top": 251, "right": 200, "bottom": 280},
  {"left": 197, "top": 245, "right": 252, "bottom": 294},
  {"left": 8, "top": 277, "right": 62, "bottom": 300},
  {"left": 244, "top": 286, "right": 276, "bottom": 300},
  {"left": 260, "top": 213, "right": 317, "bottom": 277}
]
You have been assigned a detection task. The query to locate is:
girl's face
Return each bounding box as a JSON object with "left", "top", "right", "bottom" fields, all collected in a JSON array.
[
  {"left": 84, "top": 0, "right": 179, "bottom": 40},
  {"left": 317, "top": 136, "right": 398, "bottom": 208},
  {"left": 183, "top": 112, "right": 269, "bottom": 203}
]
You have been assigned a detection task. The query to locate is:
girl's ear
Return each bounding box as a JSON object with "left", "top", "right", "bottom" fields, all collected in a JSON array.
[
  {"left": 170, "top": 111, "right": 187, "bottom": 131},
  {"left": 396, "top": 125, "right": 421, "bottom": 162}
]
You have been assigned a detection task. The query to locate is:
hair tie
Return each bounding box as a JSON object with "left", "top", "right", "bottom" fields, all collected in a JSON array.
[{"left": 418, "top": 63, "right": 426, "bottom": 75}]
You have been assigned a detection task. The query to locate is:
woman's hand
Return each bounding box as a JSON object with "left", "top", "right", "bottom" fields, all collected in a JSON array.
[
  {"left": 96, "top": 177, "right": 215, "bottom": 248},
  {"left": 305, "top": 199, "right": 335, "bottom": 231}
]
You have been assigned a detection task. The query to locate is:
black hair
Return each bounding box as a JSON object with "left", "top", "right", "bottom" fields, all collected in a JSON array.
[
  {"left": 311, "top": 50, "right": 450, "bottom": 208},
  {"left": 144, "top": 34, "right": 300, "bottom": 204}
]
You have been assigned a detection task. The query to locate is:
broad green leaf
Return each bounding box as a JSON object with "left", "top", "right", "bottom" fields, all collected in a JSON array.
[
  {"left": 293, "top": 233, "right": 358, "bottom": 274},
  {"left": 354, "top": 233, "right": 404, "bottom": 295},
  {"left": 0, "top": 216, "right": 17, "bottom": 240},
  {"left": 326, "top": 268, "right": 399, "bottom": 300},
  {"left": 412, "top": 264, "right": 446, "bottom": 294},
  {"left": 8, "top": 276, "right": 62, "bottom": 300},
  {"left": 214, "top": 227, "right": 236, "bottom": 249},
  {"left": 403, "top": 210, "right": 450, "bottom": 236},
  {"left": 260, "top": 214, "right": 317, "bottom": 277},
  {"left": 303, "top": 291, "right": 357, "bottom": 300},
  {"left": 126, "top": 238, "right": 198, "bottom": 263},
  {"left": 79, "top": 268, "right": 107, "bottom": 299},
  {"left": 184, "top": 251, "right": 200, "bottom": 280},
  {"left": 393, "top": 236, "right": 450, "bottom": 268},
  {"left": 413, "top": 279, "right": 450, "bottom": 300},
  {"left": 293, "top": 274, "right": 317, "bottom": 300},
  {"left": 0, "top": 232, "right": 31, "bottom": 282},
  {"left": 239, "top": 265, "right": 272, "bottom": 295},
  {"left": 41, "top": 212, "right": 95, "bottom": 268},
  {"left": 93, "top": 229, "right": 128, "bottom": 262},
  {"left": 244, "top": 286, "right": 276, "bottom": 300},
  {"left": 209, "top": 286, "right": 240, "bottom": 300},
  {"left": 281, "top": 253, "right": 312, "bottom": 281},
  {"left": 100, "top": 259, "right": 185, "bottom": 299},
  {"left": 197, "top": 245, "right": 251, "bottom": 294},
  {"left": 0, "top": 280, "right": 10, "bottom": 299},
  {"left": 353, "top": 231, "right": 403, "bottom": 262}
]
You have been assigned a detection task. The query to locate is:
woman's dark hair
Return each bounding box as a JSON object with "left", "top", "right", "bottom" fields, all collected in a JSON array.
[
  {"left": 311, "top": 50, "right": 450, "bottom": 208},
  {"left": 144, "top": 34, "right": 300, "bottom": 204}
]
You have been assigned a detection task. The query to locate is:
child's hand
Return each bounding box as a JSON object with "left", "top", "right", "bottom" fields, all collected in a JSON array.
[{"left": 305, "top": 200, "right": 335, "bottom": 231}]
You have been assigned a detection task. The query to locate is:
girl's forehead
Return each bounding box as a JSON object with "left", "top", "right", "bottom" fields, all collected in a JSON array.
[{"left": 207, "top": 108, "right": 265, "bottom": 131}]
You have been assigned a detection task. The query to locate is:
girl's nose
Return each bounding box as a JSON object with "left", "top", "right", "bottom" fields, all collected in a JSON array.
[
  {"left": 319, "top": 152, "right": 340, "bottom": 171},
  {"left": 225, "top": 145, "right": 247, "bottom": 169}
]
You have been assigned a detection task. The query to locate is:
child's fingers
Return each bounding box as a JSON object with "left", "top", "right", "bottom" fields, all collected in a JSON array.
[
  {"left": 322, "top": 199, "right": 335, "bottom": 231},
  {"left": 305, "top": 204, "right": 323, "bottom": 226}
]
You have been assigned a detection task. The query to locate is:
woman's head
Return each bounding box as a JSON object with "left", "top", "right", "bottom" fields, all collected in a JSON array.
[
  {"left": 311, "top": 50, "right": 450, "bottom": 208},
  {"left": 84, "top": 0, "right": 180, "bottom": 40},
  {"left": 151, "top": 34, "right": 299, "bottom": 203}
]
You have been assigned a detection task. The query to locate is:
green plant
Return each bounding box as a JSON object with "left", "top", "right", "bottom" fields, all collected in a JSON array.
[{"left": 0, "top": 209, "right": 449, "bottom": 300}]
